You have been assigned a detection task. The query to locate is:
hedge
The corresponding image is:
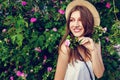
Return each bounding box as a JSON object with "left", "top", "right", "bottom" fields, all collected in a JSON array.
[{"left": 0, "top": 0, "right": 120, "bottom": 80}]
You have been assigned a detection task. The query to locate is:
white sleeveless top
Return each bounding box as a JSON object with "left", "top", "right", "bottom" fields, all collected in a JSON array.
[{"left": 64, "top": 60, "right": 95, "bottom": 80}]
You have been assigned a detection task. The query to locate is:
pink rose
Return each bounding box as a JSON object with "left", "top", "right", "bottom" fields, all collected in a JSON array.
[
  {"left": 102, "top": 27, "right": 107, "bottom": 33},
  {"left": 113, "top": 44, "right": 120, "bottom": 49},
  {"left": 34, "top": 47, "right": 41, "bottom": 52},
  {"left": 44, "top": 55, "right": 47, "bottom": 60},
  {"left": 47, "top": 67, "right": 52, "bottom": 72},
  {"left": 31, "top": 8, "right": 35, "bottom": 12},
  {"left": 4, "top": 70, "right": 8, "bottom": 73},
  {"left": 65, "top": 39, "right": 70, "bottom": 47},
  {"left": 58, "top": 9, "right": 65, "bottom": 14},
  {"left": 19, "top": 66, "right": 22, "bottom": 68},
  {"left": 45, "top": 29, "right": 49, "bottom": 31},
  {"left": 16, "top": 71, "right": 27, "bottom": 77},
  {"left": 105, "top": 37, "right": 109, "bottom": 42},
  {"left": 43, "top": 55, "right": 47, "bottom": 64},
  {"left": 52, "top": 27, "right": 57, "bottom": 32},
  {"left": 60, "top": 1, "right": 63, "bottom": 4},
  {"left": 2, "top": 29, "right": 7, "bottom": 33},
  {"left": 20, "top": 73, "right": 27, "bottom": 77},
  {"left": 106, "top": 2, "right": 111, "bottom": 8},
  {"left": 16, "top": 71, "right": 22, "bottom": 77},
  {"left": 10, "top": 76, "right": 14, "bottom": 80},
  {"left": 30, "top": 18, "right": 37, "bottom": 23},
  {"left": 21, "top": 1, "right": 27, "bottom": 6}
]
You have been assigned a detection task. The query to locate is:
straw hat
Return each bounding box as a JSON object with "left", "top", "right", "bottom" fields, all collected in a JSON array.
[{"left": 65, "top": 0, "right": 100, "bottom": 26}]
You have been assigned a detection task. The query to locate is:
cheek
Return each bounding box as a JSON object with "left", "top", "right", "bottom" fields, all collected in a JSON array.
[
  {"left": 69, "top": 23, "right": 74, "bottom": 30},
  {"left": 82, "top": 29, "right": 85, "bottom": 34},
  {"left": 69, "top": 26, "right": 73, "bottom": 32},
  {"left": 69, "top": 22, "right": 74, "bottom": 27}
]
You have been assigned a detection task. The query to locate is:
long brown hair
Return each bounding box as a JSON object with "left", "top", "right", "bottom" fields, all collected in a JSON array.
[{"left": 59, "top": 6, "right": 94, "bottom": 63}]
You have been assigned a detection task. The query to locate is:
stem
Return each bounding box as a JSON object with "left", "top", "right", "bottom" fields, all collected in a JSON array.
[{"left": 113, "top": 0, "right": 118, "bottom": 21}]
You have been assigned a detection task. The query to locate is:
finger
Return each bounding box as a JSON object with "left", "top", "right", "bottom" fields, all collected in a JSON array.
[
  {"left": 78, "top": 37, "right": 87, "bottom": 44},
  {"left": 81, "top": 38, "right": 89, "bottom": 45}
]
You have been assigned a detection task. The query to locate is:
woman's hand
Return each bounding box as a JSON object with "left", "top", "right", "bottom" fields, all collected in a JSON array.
[
  {"left": 79, "top": 37, "right": 95, "bottom": 52},
  {"left": 79, "top": 37, "right": 105, "bottom": 78}
]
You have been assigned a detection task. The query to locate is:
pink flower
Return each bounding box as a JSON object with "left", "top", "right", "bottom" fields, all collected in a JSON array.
[
  {"left": 43, "top": 55, "right": 47, "bottom": 64},
  {"left": 47, "top": 67, "right": 52, "bottom": 72},
  {"left": 113, "top": 44, "right": 120, "bottom": 49},
  {"left": 4, "top": 70, "right": 8, "bottom": 73},
  {"left": 31, "top": 8, "right": 35, "bottom": 12},
  {"left": 21, "top": 73, "right": 27, "bottom": 77},
  {"left": 19, "top": 66, "right": 22, "bottom": 68},
  {"left": 2, "top": 29, "right": 7, "bottom": 33},
  {"left": 102, "top": 27, "right": 107, "bottom": 33},
  {"left": 34, "top": 47, "right": 41, "bottom": 52},
  {"left": 65, "top": 39, "right": 70, "bottom": 47},
  {"left": 16, "top": 71, "right": 22, "bottom": 77},
  {"left": 44, "top": 55, "right": 47, "bottom": 60},
  {"left": 30, "top": 18, "right": 37, "bottom": 23},
  {"left": 45, "top": 29, "right": 49, "bottom": 31},
  {"left": 30, "top": 69, "right": 33, "bottom": 72},
  {"left": 60, "top": 1, "right": 63, "bottom": 4},
  {"left": 52, "top": 27, "right": 57, "bottom": 32},
  {"left": 58, "top": 9, "right": 65, "bottom": 14},
  {"left": 100, "top": 0, "right": 104, "bottom": 3},
  {"left": 16, "top": 71, "right": 27, "bottom": 77},
  {"left": 21, "top": 1, "right": 27, "bottom": 6},
  {"left": 10, "top": 76, "right": 14, "bottom": 80},
  {"left": 106, "top": 2, "right": 111, "bottom": 8},
  {"left": 6, "top": 39, "right": 10, "bottom": 43},
  {"left": 105, "top": 37, "right": 109, "bottom": 42}
]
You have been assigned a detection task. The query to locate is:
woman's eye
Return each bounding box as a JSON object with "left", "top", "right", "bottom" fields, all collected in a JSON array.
[
  {"left": 70, "top": 19, "right": 74, "bottom": 22},
  {"left": 78, "top": 18, "right": 81, "bottom": 21}
]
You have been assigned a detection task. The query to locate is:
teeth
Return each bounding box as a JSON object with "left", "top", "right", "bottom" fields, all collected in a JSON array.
[{"left": 74, "top": 29, "right": 80, "bottom": 32}]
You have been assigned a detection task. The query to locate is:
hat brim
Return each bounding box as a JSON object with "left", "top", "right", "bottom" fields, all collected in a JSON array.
[{"left": 65, "top": 0, "right": 100, "bottom": 26}]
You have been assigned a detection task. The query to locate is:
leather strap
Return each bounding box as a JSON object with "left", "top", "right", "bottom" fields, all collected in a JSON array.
[
  {"left": 76, "top": 48, "right": 93, "bottom": 80},
  {"left": 84, "top": 61, "right": 93, "bottom": 80}
]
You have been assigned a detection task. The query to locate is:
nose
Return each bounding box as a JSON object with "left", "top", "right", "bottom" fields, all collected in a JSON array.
[{"left": 75, "top": 21, "right": 79, "bottom": 27}]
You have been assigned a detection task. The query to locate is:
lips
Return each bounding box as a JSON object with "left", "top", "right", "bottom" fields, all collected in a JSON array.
[{"left": 74, "top": 28, "right": 81, "bottom": 33}]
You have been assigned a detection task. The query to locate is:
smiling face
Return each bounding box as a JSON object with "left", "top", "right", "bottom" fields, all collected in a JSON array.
[
  {"left": 69, "top": 10, "right": 84, "bottom": 38},
  {"left": 66, "top": 6, "right": 94, "bottom": 38}
]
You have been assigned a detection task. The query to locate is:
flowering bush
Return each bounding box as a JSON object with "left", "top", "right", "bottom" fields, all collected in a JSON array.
[{"left": 0, "top": 0, "right": 120, "bottom": 80}]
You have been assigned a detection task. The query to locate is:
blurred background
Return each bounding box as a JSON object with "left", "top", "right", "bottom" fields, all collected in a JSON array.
[{"left": 0, "top": 0, "right": 120, "bottom": 80}]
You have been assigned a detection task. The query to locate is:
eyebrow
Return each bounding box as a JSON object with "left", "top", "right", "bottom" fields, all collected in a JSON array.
[
  {"left": 70, "top": 17, "right": 81, "bottom": 19},
  {"left": 70, "top": 17, "right": 74, "bottom": 19}
]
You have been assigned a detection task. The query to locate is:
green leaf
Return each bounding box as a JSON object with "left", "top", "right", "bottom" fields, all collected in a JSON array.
[
  {"left": 4, "top": 16, "right": 15, "bottom": 26},
  {"left": 16, "top": 34, "right": 24, "bottom": 47},
  {"left": 11, "top": 35, "right": 17, "bottom": 44},
  {"left": 36, "top": 35, "right": 45, "bottom": 47},
  {"left": 11, "top": 34, "right": 24, "bottom": 47}
]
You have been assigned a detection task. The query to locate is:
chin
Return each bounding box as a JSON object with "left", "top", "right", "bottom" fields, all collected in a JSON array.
[
  {"left": 72, "top": 31, "right": 84, "bottom": 37},
  {"left": 73, "top": 34, "right": 83, "bottom": 37}
]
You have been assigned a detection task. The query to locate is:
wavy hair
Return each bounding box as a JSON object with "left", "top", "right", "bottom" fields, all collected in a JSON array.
[{"left": 59, "top": 6, "right": 94, "bottom": 63}]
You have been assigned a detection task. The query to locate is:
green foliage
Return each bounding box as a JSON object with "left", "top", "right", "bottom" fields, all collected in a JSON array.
[
  {"left": 0, "top": 0, "right": 120, "bottom": 80},
  {"left": 66, "top": 35, "right": 82, "bottom": 49}
]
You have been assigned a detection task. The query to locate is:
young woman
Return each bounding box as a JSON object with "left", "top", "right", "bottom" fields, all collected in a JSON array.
[{"left": 54, "top": 0, "right": 105, "bottom": 80}]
